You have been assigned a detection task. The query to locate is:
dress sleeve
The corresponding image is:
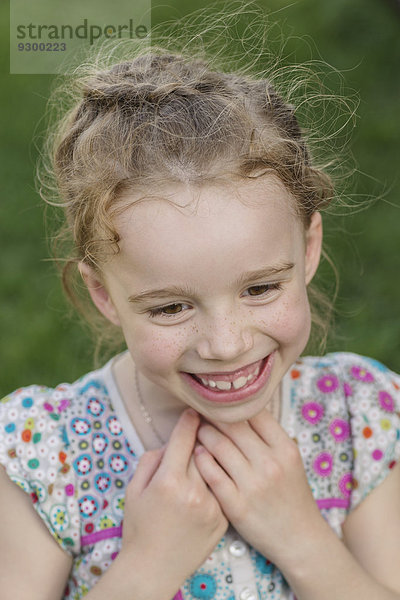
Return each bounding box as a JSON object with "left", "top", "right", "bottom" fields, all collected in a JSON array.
[
  {"left": 0, "top": 385, "right": 81, "bottom": 556},
  {"left": 342, "top": 355, "right": 400, "bottom": 511}
]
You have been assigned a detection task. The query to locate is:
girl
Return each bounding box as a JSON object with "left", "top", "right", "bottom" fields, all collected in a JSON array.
[{"left": 1, "top": 16, "right": 400, "bottom": 600}]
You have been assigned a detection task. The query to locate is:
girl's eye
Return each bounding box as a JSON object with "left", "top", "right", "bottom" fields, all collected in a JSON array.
[
  {"left": 148, "top": 303, "right": 188, "bottom": 319},
  {"left": 147, "top": 284, "right": 282, "bottom": 320},
  {"left": 246, "top": 283, "right": 282, "bottom": 296}
]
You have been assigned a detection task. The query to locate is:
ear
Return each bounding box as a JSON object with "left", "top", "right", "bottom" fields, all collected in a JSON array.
[
  {"left": 78, "top": 262, "right": 121, "bottom": 327},
  {"left": 304, "top": 212, "right": 323, "bottom": 285}
]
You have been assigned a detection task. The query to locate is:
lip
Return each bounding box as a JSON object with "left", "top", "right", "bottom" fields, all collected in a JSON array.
[
  {"left": 188, "top": 357, "right": 265, "bottom": 381},
  {"left": 181, "top": 352, "right": 275, "bottom": 404}
]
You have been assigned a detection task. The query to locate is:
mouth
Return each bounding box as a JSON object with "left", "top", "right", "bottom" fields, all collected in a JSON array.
[{"left": 181, "top": 352, "right": 275, "bottom": 404}]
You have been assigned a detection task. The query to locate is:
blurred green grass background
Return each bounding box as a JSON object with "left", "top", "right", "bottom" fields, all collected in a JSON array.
[{"left": 1, "top": 0, "right": 399, "bottom": 396}]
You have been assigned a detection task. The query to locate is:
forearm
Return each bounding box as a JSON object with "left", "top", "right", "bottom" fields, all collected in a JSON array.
[
  {"left": 279, "top": 520, "right": 400, "bottom": 600},
  {"left": 84, "top": 551, "right": 180, "bottom": 600}
]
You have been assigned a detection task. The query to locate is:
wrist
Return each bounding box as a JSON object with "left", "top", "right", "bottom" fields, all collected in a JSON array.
[
  {"left": 85, "top": 549, "right": 180, "bottom": 600},
  {"left": 266, "top": 514, "right": 336, "bottom": 577},
  {"left": 276, "top": 518, "right": 375, "bottom": 599},
  {"left": 118, "top": 548, "right": 183, "bottom": 600}
]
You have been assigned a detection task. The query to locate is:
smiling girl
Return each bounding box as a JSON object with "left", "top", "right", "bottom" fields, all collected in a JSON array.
[{"left": 1, "top": 12, "right": 400, "bottom": 600}]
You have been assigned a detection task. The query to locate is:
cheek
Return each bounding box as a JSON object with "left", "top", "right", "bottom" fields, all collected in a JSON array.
[
  {"left": 123, "top": 321, "right": 188, "bottom": 372},
  {"left": 258, "top": 288, "right": 311, "bottom": 343}
]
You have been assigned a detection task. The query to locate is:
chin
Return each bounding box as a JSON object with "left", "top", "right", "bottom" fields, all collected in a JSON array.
[{"left": 198, "top": 396, "right": 275, "bottom": 424}]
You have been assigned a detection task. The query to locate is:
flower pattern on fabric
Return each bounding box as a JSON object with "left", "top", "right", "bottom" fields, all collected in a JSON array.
[
  {"left": 328, "top": 418, "right": 350, "bottom": 442},
  {"left": 1, "top": 352, "right": 400, "bottom": 600},
  {"left": 338, "top": 473, "right": 353, "bottom": 497},
  {"left": 378, "top": 391, "right": 395, "bottom": 412},
  {"left": 50, "top": 504, "right": 70, "bottom": 532},
  {"left": 301, "top": 402, "right": 324, "bottom": 425},
  {"left": 317, "top": 374, "right": 339, "bottom": 394},
  {"left": 190, "top": 574, "right": 218, "bottom": 599},
  {"left": 313, "top": 452, "right": 334, "bottom": 477},
  {"left": 350, "top": 366, "right": 375, "bottom": 383}
]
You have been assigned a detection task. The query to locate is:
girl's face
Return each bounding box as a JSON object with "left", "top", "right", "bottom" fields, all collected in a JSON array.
[{"left": 82, "top": 176, "right": 322, "bottom": 423}]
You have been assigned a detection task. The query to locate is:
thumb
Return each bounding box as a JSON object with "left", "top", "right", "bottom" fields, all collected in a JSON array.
[{"left": 128, "top": 447, "right": 165, "bottom": 494}]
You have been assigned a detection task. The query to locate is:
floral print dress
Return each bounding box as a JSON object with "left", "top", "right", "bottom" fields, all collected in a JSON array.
[{"left": 1, "top": 352, "right": 399, "bottom": 600}]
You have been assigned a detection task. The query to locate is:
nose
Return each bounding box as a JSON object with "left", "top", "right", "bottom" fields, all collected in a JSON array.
[{"left": 195, "top": 310, "right": 254, "bottom": 362}]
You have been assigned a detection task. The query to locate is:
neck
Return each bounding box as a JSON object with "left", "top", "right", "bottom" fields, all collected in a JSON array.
[{"left": 112, "top": 352, "right": 184, "bottom": 449}]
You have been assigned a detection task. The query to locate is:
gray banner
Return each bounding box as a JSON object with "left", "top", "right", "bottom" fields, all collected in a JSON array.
[{"left": 10, "top": 0, "right": 151, "bottom": 74}]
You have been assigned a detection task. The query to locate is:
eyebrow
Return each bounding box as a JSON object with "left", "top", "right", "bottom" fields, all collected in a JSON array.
[{"left": 128, "top": 262, "right": 294, "bottom": 306}]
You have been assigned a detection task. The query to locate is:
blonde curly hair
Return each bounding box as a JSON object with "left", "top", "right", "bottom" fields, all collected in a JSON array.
[{"left": 38, "top": 6, "right": 352, "bottom": 363}]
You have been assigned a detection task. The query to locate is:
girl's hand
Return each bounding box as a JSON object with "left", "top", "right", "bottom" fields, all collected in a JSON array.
[
  {"left": 120, "top": 409, "right": 228, "bottom": 598},
  {"left": 195, "top": 409, "right": 325, "bottom": 569}
]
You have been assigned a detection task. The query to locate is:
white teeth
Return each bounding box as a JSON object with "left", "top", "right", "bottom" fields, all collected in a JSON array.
[
  {"left": 233, "top": 376, "right": 248, "bottom": 390},
  {"left": 200, "top": 377, "right": 216, "bottom": 388},
  {"left": 215, "top": 380, "right": 232, "bottom": 391},
  {"left": 196, "top": 363, "right": 262, "bottom": 391}
]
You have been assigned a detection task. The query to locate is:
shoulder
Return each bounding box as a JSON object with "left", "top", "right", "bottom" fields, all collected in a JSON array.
[
  {"left": 295, "top": 352, "right": 400, "bottom": 442},
  {"left": 0, "top": 362, "right": 114, "bottom": 428},
  {"left": 288, "top": 352, "right": 400, "bottom": 511},
  {"left": 293, "top": 350, "right": 399, "bottom": 378},
  {"left": 0, "top": 382, "right": 71, "bottom": 470},
  {"left": 0, "top": 363, "right": 114, "bottom": 556},
  {"left": 0, "top": 365, "right": 112, "bottom": 452},
  {"left": 290, "top": 351, "right": 400, "bottom": 407}
]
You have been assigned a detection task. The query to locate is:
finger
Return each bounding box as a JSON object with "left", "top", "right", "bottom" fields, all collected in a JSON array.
[
  {"left": 187, "top": 451, "right": 200, "bottom": 479},
  {"left": 161, "top": 408, "right": 200, "bottom": 472},
  {"left": 209, "top": 419, "right": 269, "bottom": 462},
  {"left": 248, "top": 407, "right": 290, "bottom": 448},
  {"left": 197, "top": 423, "right": 249, "bottom": 482},
  {"left": 129, "top": 448, "right": 164, "bottom": 493},
  {"left": 194, "top": 444, "right": 238, "bottom": 503},
  {"left": 187, "top": 451, "right": 210, "bottom": 485}
]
